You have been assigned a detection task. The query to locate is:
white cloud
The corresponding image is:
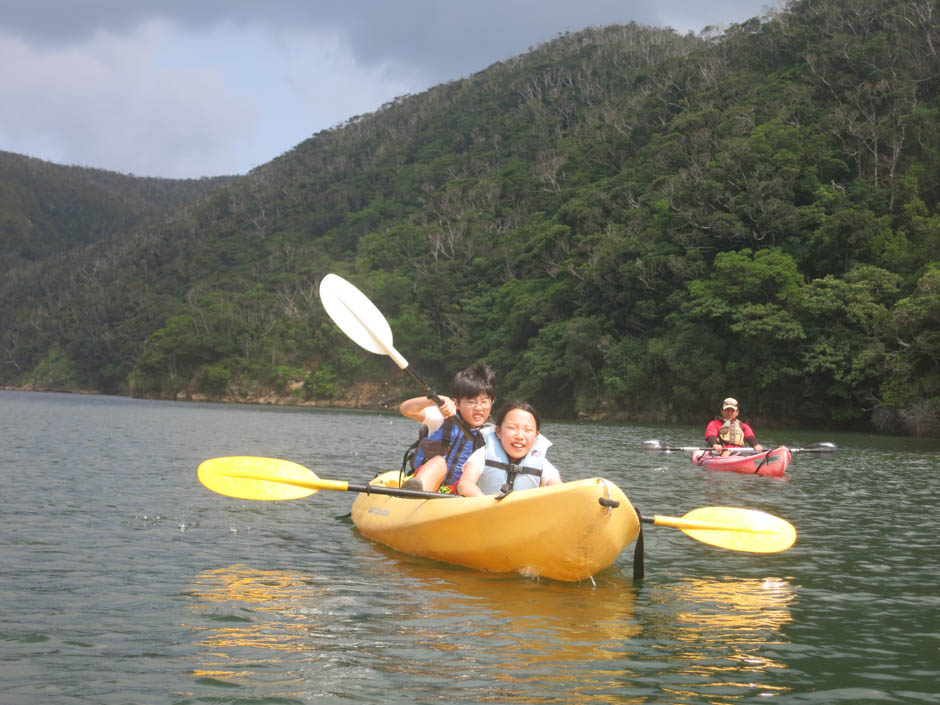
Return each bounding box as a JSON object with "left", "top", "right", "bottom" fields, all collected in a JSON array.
[
  {"left": 0, "top": 20, "right": 427, "bottom": 177},
  {"left": 189, "top": 24, "right": 424, "bottom": 170},
  {"left": 0, "top": 22, "right": 259, "bottom": 176}
]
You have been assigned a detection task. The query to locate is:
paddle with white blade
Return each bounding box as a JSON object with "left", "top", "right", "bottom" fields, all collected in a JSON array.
[
  {"left": 197, "top": 456, "right": 795, "bottom": 554},
  {"left": 318, "top": 273, "right": 473, "bottom": 434},
  {"left": 643, "top": 439, "right": 837, "bottom": 454}
]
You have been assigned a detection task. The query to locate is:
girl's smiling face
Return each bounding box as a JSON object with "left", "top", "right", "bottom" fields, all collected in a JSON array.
[{"left": 496, "top": 408, "right": 539, "bottom": 460}]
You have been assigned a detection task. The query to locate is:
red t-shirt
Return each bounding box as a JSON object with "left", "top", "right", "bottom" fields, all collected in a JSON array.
[{"left": 705, "top": 419, "right": 756, "bottom": 446}]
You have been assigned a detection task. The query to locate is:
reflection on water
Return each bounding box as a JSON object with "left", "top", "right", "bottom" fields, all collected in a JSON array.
[
  {"left": 358, "top": 550, "right": 650, "bottom": 704},
  {"left": 5, "top": 392, "right": 938, "bottom": 704},
  {"left": 185, "top": 557, "right": 798, "bottom": 703},
  {"left": 187, "top": 564, "right": 326, "bottom": 690},
  {"left": 648, "top": 576, "right": 797, "bottom": 702},
  {"left": 664, "top": 576, "right": 795, "bottom": 642},
  {"left": 381, "top": 556, "right": 642, "bottom": 702}
]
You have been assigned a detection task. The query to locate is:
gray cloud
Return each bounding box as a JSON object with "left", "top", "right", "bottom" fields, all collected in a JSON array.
[
  {"left": 1, "top": 0, "right": 773, "bottom": 80},
  {"left": 0, "top": 0, "right": 773, "bottom": 177}
]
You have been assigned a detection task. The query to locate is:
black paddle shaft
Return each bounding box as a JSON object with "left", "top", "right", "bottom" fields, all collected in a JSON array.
[
  {"left": 402, "top": 366, "right": 477, "bottom": 437},
  {"left": 348, "top": 482, "right": 459, "bottom": 500}
]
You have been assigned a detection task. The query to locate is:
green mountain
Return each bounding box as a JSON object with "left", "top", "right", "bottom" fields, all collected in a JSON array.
[
  {"left": 0, "top": 150, "right": 235, "bottom": 270},
  {"left": 1, "top": 0, "right": 937, "bottom": 436}
]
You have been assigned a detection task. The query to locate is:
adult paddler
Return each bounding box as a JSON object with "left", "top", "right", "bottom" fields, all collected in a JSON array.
[{"left": 704, "top": 397, "right": 764, "bottom": 456}]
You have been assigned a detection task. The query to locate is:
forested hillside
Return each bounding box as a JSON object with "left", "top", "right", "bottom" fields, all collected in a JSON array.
[
  {"left": 0, "top": 151, "right": 235, "bottom": 270},
  {"left": 1, "top": 0, "right": 937, "bottom": 435}
]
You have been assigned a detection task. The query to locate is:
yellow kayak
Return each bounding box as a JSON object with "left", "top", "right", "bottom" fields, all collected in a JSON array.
[{"left": 350, "top": 471, "right": 640, "bottom": 582}]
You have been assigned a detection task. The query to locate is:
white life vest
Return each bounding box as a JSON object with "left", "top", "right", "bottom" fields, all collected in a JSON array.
[{"left": 477, "top": 426, "right": 551, "bottom": 496}]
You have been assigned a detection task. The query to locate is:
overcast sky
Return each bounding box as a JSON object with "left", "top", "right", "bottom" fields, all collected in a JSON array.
[{"left": 0, "top": 1, "right": 775, "bottom": 179}]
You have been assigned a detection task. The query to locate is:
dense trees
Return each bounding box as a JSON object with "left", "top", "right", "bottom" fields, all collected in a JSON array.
[
  {"left": 0, "top": 151, "right": 234, "bottom": 271},
  {"left": 0, "top": 0, "right": 937, "bottom": 435}
]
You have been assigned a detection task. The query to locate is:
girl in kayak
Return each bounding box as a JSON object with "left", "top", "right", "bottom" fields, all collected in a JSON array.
[
  {"left": 705, "top": 397, "right": 764, "bottom": 456},
  {"left": 457, "top": 400, "right": 563, "bottom": 498},
  {"left": 399, "top": 362, "right": 495, "bottom": 493}
]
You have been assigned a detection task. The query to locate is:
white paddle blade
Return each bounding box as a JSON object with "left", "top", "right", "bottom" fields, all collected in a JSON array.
[{"left": 319, "top": 274, "right": 409, "bottom": 368}]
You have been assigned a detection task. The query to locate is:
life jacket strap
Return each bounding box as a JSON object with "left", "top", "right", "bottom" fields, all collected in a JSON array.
[
  {"left": 485, "top": 460, "right": 542, "bottom": 500},
  {"left": 441, "top": 422, "right": 484, "bottom": 484}
]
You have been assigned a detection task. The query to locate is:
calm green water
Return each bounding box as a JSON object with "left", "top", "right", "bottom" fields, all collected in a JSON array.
[{"left": 1, "top": 390, "right": 938, "bottom": 704}]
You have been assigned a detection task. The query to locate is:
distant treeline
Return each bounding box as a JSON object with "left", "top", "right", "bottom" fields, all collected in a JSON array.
[{"left": 0, "top": 0, "right": 937, "bottom": 436}]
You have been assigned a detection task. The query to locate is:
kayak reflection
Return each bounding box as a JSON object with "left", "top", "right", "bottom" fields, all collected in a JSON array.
[
  {"left": 184, "top": 561, "right": 796, "bottom": 703},
  {"left": 379, "top": 549, "right": 640, "bottom": 646},
  {"left": 648, "top": 576, "right": 797, "bottom": 700},
  {"left": 185, "top": 559, "right": 640, "bottom": 701},
  {"left": 186, "top": 564, "right": 327, "bottom": 688},
  {"left": 359, "top": 544, "right": 642, "bottom": 700}
]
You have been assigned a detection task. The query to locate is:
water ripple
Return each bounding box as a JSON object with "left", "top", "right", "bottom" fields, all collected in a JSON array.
[{"left": 1, "top": 391, "right": 938, "bottom": 704}]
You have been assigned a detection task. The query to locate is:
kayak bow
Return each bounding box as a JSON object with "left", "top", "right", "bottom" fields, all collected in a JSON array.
[{"left": 691, "top": 446, "right": 792, "bottom": 476}]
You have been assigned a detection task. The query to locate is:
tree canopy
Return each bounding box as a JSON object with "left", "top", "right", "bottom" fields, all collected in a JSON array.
[{"left": 1, "top": 0, "right": 937, "bottom": 436}]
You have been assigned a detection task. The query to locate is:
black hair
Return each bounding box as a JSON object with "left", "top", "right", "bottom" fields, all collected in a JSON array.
[
  {"left": 449, "top": 362, "right": 495, "bottom": 401},
  {"left": 495, "top": 399, "right": 540, "bottom": 431}
]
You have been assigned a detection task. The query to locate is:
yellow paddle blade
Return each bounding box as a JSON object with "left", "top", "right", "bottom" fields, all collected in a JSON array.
[
  {"left": 654, "top": 506, "right": 796, "bottom": 553},
  {"left": 198, "top": 456, "right": 332, "bottom": 501}
]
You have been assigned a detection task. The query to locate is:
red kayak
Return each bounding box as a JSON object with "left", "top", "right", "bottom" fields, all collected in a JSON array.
[{"left": 691, "top": 446, "right": 791, "bottom": 477}]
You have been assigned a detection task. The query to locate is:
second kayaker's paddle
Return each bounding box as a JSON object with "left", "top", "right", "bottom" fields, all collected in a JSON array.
[
  {"left": 198, "top": 457, "right": 795, "bottom": 553},
  {"left": 198, "top": 456, "right": 458, "bottom": 501},
  {"left": 318, "top": 272, "right": 473, "bottom": 435},
  {"left": 641, "top": 507, "right": 796, "bottom": 553},
  {"left": 643, "top": 439, "right": 837, "bottom": 454}
]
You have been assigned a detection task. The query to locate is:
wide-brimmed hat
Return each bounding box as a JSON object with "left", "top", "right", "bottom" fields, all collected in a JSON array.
[{"left": 722, "top": 397, "right": 738, "bottom": 410}]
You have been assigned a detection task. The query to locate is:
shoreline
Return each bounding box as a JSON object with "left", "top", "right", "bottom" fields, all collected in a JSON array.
[
  {"left": 3, "top": 383, "right": 922, "bottom": 436},
  {"left": 1, "top": 381, "right": 406, "bottom": 413}
]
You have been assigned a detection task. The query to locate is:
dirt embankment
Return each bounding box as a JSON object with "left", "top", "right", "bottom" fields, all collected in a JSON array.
[
  {"left": 4, "top": 379, "right": 410, "bottom": 412},
  {"left": 180, "top": 380, "right": 411, "bottom": 412}
]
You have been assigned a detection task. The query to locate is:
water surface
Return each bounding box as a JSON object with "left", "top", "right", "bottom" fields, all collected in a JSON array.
[{"left": 1, "top": 390, "right": 937, "bottom": 703}]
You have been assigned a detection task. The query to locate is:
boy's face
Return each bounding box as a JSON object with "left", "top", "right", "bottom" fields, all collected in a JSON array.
[{"left": 458, "top": 395, "right": 493, "bottom": 427}]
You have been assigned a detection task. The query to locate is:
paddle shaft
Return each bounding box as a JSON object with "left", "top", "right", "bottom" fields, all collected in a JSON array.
[
  {"left": 348, "top": 482, "right": 458, "bottom": 499},
  {"left": 645, "top": 442, "right": 835, "bottom": 454},
  {"left": 218, "top": 468, "right": 457, "bottom": 500},
  {"left": 322, "top": 274, "right": 475, "bottom": 436},
  {"left": 641, "top": 514, "right": 774, "bottom": 534},
  {"left": 397, "top": 354, "right": 476, "bottom": 436},
  {"left": 225, "top": 470, "right": 777, "bottom": 521},
  {"left": 198, "top": 457, "right": 795, "bottom": 552},
  {"left": 781, "top": 445, "right": 835, "bottom": 453},
  {"left": 663, "top": 446, "right": 758, "bottom": 454},
  {"left": 210, "top": 466, "right": 784, "bottom": 519}
]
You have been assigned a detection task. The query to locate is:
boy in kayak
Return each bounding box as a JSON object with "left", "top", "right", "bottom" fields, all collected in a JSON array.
[
  {"left": 705, "top": 397, "right": 764, "bottom": 456},
  {"left": 457, "top": 400, "right": 563, "bottom": 498},
  {"left": 399, "top": 362, "right": 495, "bottom": 493}
]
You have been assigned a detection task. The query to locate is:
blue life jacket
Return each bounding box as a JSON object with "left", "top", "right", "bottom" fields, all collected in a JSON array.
[
  {"left": 411, "top": 418, "right": 487, "bottom": 485},
  {"left": 477, "top": 426, "right": 551, "bottom": 497}
]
